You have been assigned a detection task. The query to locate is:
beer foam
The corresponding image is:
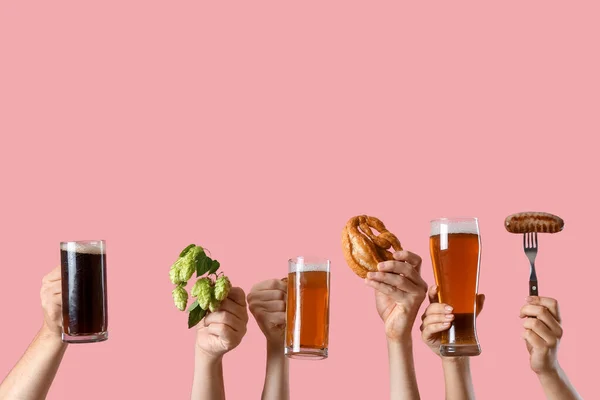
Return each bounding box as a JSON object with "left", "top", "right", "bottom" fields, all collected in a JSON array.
[
  {"left": 60, "top": 241, "right": 105, "bottom": 255},
  {"left": 289, "top": 257, "right": 329, "bottom": 273},
  {"left": 430, "top": 220, "right": 479, "bottom": 236}
]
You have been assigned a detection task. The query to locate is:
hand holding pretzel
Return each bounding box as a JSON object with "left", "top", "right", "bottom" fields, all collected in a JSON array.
[{"left": 342, "top": 215, "right": 403, "bottom": 278}]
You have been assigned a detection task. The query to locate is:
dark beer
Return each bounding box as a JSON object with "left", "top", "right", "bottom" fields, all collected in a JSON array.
[
  {"left": 60, "top": 241, "right": 108, "bottom": 343},
  {"left": 285, "top": 257, "right": 330, "bottom": 360},
  {"left": 430, "top": 219, "right": 481, "bottom": 356}
]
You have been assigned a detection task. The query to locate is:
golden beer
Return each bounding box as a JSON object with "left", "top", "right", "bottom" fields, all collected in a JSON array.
[
  {"left": 285, "top": 257, "right": 330, "bottom": 360},
  {"left": 430, "top": 218, "right": 481, "bottom": 357}
]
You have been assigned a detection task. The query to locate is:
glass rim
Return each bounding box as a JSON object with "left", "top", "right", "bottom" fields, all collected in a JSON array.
[
  {"left": 60, "top": 239, "right": 105, "bottom": 245},
  {"left": 288, "top": 256, "right": 330, "bottom": 272},
  {"left": 288, "top": 256, "right": 330, "bottom": 264},
  {"left": 429, "top": 217, "right": 479, "bottom": 224},
  {"left": 60, "top": 240, "right": 106, "bottom": 254}
]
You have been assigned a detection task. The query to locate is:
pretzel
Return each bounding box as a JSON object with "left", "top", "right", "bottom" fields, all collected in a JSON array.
[
  {"left": 504, "top": 212, "right": 564, "bottom": 234},
  {"left": 341, "top": 215, "right": 403, "bottom": 278}
]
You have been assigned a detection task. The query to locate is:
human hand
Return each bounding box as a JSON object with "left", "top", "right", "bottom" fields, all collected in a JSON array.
[
  {"left": 364, "top": 250, "right": 428, "bottom": 341},
  {"left": 40, "top": 267, "right": 63, "bottom": 337},
  {"left": 196, "top": 287, "right": 249, "bottom": 360},
  {"left": 247, "top": 279, "right": 287, "bottom": 348},
  {"left": 420, "top": 285, "right": 485, "bottom": 357},
  {"left": 520, "top": 296, "right": 563, "bottom": 375}
]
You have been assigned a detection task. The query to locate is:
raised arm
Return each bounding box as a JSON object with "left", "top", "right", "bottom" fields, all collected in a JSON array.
[
  {"left": 247, "top": 278, "right": 289, "bottom": 400},
  {"left": 364, "top": 250, "right": 428, "bottom": 400},
  {"left": 420, "top": 285, "right": 485, "bottom": 400},
  {"left": 0, "top": 267, "right": 68, "bottom": 400},
  {"left": 520, "top": 296, "right": 583, "bottom": 400},
  {"left": 191, "top": 287, "right": 249, "bottom": 400}
]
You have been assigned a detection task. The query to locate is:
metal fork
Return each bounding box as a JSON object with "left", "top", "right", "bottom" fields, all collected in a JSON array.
[{"left": 523, "top": 232, "right": 539, "bottom": 296}]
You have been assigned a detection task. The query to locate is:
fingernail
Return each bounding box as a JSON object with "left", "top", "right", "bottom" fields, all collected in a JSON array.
[
  {"left": 444, "top": 305, "right": 453, "bottom": 312},
  {"left": 526, "top": 296, "right": 535, "bottom": 303},
  {"left": 445, "top": 314, "right": 454, "bottom": 320},
  {"left": 432, "top": 285, "right": 438, "bottom": 291},
  {"left": 367, "top": 272, "right": 376, "bottom": 278},
  {"left": 377, "top": 263, "right": 384, "bottom": 270},
  {"left": 442, "top": 322, "right": 450, "bottom": 326}
]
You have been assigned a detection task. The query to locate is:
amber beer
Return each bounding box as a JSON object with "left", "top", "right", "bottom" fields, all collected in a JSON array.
[
  {"left": 285, "top": 257, "right": 330, "bottom": 360},
  {"left": 430, "top": 218, "right": 481, "bottom": 357}
]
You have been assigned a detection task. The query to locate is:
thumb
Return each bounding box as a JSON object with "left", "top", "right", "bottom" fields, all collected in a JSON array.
[
  {"left": 428, "top": 285, "right": 439, "bottom": 304},
  {"left": 476, "top": 294, "right": 485, "bottom": 317}
]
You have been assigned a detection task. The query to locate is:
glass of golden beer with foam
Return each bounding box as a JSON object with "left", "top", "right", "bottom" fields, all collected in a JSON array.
[
  {"left": 285, "top": 256, "right": 331, "bottom": 360},
  {"left": 430, "top": 218, "right": 482, "bottom": 357}
]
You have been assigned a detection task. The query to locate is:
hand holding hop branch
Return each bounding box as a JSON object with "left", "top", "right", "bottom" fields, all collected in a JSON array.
[{"left": 169, "top": 244, "right": 232, "bottom": 328}]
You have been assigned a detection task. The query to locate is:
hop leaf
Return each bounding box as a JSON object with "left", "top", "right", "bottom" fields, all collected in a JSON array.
[
  {"left": 214, "top": 276, "right": 231, "bottom": 301},
  {"left": 196, "top": 278, "right": 212, "bottom": 310},
  {"left": 172, "top": 286, "right": 189, "bottom": 311}
]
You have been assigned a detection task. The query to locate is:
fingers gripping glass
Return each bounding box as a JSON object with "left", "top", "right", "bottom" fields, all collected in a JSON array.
[
  {"left": 429, "top": 219, "right": 481, "bottom": 357},
  {"left": 285, "top": 257, "right": 330, "bottom": 360}
]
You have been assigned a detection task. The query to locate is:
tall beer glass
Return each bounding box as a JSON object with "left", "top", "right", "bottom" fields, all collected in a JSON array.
[
  {"left": 285, "top": 256, "right": 330, "bottom": 360},
  {"left": 60, "top": 240, "right": 108, "bottom": 343},
  {"left": 429, "top": 218, "right": 481, "bottom": 356}
]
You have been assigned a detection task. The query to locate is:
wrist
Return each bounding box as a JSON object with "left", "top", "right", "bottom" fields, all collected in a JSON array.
[
  {"left": 195, "top": 347, "right": 224, "bottom": 366},
  {"left": 39, "top": 323, "right": 65, "bottom": 343},
  {"left": 536, "top": 364, "right": 562, "bottom": 381},
  {"left": 267, "top": 341, "right": 285, "bottom": 355},
  {"left": 441, "top": 356, "right": 470, "bottom": 369},
  {"left": 387, "top": 336, "right": 413, "bottom": 351}
]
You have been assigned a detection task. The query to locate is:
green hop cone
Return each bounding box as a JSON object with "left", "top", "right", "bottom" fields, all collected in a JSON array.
[
  {"left": 214, "top": 276, "right": 231, "bottom": 302},
  {"left": 209, "top": 297, "right": 221, "bottom": 313},
  {"left": 178, "top": 245, "right": 204, "bottom": 282},
  {"left": 196, "top": 278, "right": 212, "bottom": 310},
  {"left": 179, "top": 258, "right": 195, "bottom": 283},
  {"left": 172, "top": 285, "right": 189, "bottom": 311},
  {"left": 208, "top": 284, "right": 222, "bottom": 312},
  {"left": 169, "top": 261, "right": 183, "bottom": 285}
]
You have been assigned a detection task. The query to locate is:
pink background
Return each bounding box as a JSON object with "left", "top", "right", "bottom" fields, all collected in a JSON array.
[{"left": 0, "top": 1, "right": 598, "bottom": 399}]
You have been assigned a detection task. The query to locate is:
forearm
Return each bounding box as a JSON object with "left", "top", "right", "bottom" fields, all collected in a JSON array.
[
  {"left": 261, "top": 342, "right": 289, "bottom": 400},
  {"left": 191, "top": 350, "right": 225, "bottom": 400},
  {"left": 538, "top": 366, "right": 583, "bottom": 400},
  {"left": 387, "top": 339, "right": 420, "bottom": 400},
  {"left": 441, "top": 357, "right": 474, "bottom": 400},
  {"left": 0, "top": 325, "right": 68, "bottom": 400}
]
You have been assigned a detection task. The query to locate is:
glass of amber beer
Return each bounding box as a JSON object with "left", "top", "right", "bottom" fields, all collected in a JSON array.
[
  {"left": 285, "top": 256, "right": 330, "bottom": 360},
  {"left": 430, "top": 218, "right": 481, "bottom": 357}
]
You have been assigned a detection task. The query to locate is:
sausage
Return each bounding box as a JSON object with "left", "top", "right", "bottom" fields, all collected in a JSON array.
[{"left": 504, "top": 212, "right": 564, "bottom": 234}]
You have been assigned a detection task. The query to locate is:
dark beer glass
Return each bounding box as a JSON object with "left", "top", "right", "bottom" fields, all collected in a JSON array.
[
  {"left": 60, "top": 240, "right": 108, "bottom": 343},
  {"left": 430, "top": 218, "right": 481, "bottom": 356}
]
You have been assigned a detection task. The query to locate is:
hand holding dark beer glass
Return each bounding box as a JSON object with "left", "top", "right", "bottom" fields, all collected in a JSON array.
[
  {"left": 40, "top": 266, "right": 64, "bottom": 337},
  {"left": 60, "top": 240, "right": 108, "bottom": 343},
  {"left": 429, "top": 218, "right": 482, "bottom": 356}
]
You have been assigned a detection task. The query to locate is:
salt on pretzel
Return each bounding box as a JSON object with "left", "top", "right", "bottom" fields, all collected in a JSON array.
[{"left": 341, "top": 215, "right": 403, "bottom": 278}]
